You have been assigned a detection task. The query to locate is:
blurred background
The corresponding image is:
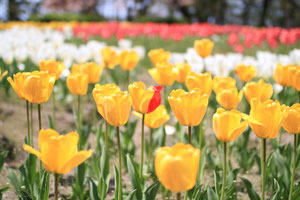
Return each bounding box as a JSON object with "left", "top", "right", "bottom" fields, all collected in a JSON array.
[{"left": 0, "top": 0, "right": 299, "bottom": 27}]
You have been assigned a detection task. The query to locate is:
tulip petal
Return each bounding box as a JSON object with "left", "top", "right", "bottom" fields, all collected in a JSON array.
[
  {"left": 23, "top": 144, "right": 42, "bottom": 159},
  {"left": 229, "top": 121, "right": 248, "bottom": 142},
  {"left": 59, "top": 150, "right": 92, "bottom": 174},
  {"left": 242, "top": 114, "right": 266, "bottom": 138},
  {"left": 147, "top": 86, "right": 162, "bottom": 113},
  {"left": 38, "top": 129, "right": 59, "bottom": 151}
]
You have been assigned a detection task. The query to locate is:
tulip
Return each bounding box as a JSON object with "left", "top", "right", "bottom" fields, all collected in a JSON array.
[
  {"left": 101, "top": 46, "right": 119, "bottom": 69},
  {"left": 93, "top": 83, "right": 121, "bottom": 148},
  {"left": 39, "top": 59, "right": 64, "bottom": 80},
  {"left": 213, "top": 76, "right": 236, "bottom": 94},
  {"left": 155, "top": 143, "right": 200, "bottom": 193},
  {"left": 213, "top": 108, "right": 248, "bottom": 200},
  {"left": 168, "top": 88, "right": 209, "bottom": 144},
  {"left": 66, "top": 73, "right": 88, "bottom": 96},
  {"left": 273, "top": 63, "right": 292, "bottom": 87},
  {"left": 39, "top": 59, "right": 65, "bottom": 128},
  {"left": 174, "top": 62, "right": 191, "bottom": 84},
  {"left": 186, "top": 72, "right": 213, "bottom": 96},
  {"left": 243, "top": 99, "right": 287, "bottom": 200},
  {"left": 0, "top": 69, "right": 7, "bottom": 81},
  {"left": 194, "top": 39, "right": 214, "bottom": 58},
  {"left": 289, "top": 66, "right": 300, "bottom": 91},
  {"left": 216, "top": 87, "right": 243, "bottom": 110},
  {"left": 128, "top": 82, "right": 162, "bottom": 178},
  {"left": 23, "top": 129, "right": 92, "bottom": 200},
  {"left": 148, "top": 62, "right": 177, "bottom": 86},
  {"left": 72, "top": 62, "right": 103, "bottom": 84},
  {"left": 94, "top": 90, "right": 132, "bottom": 200},
  {"left": 234, "top": 64, "right": 256, "bottom": 82},
  {"left": 119, "top": 50, "right": 139, "bottom": 71},
  {"left": 243, "top": 79, "right": 273, "bottom": 104},
  {"left": 128, "top": 81, "right": 162, "bottom": 114},
  {"left": 148, "top": 48, "right": 171, "bottom": 66},
  {"left": 282, "top": 104, "right": 300, "bottom": 200}
]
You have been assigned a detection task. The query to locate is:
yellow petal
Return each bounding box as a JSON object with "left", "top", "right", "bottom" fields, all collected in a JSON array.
[{"left": 59, "top": 150, "right": 93, "bottom": 174}]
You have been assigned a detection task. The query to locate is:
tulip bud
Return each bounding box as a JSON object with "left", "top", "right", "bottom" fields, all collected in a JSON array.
[
  {"left": 194, "top": 39, "right": 214, "bottom": 58},
  {"left": 234, "top": 64, "right": 256, "bottom": 82},
  {"left": 186, "top": 72, "right": 213, "bottom": 96},
  {"left": 282, "top": 104, "right": 300, "bottom": 134}
]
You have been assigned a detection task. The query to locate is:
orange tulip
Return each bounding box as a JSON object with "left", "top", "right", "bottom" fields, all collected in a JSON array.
[
  {"left": 119, "top": 50, "right": 139, "bottom": 71},
  {"left": 66, "top": 73, "right": 88, "bottom": 95},
  {"left": 289, "top": 66, "right": 300, "bottom": 91},
  {"left": 155, "top": 143, "right": 200, "bottom": 192},
  {"left": 93, "top": 83, "right": 121, "bottom": 102},
  {"left": 243, "top": 99, "right": 287, "bottom": 139},
  {"left": 7, "top": 72, "right": 31, "bottom": 99},
  {"left": 186, "top": 72, "right": 213, "bottom": 96},
  {"left": 39, "top": 59, "right": 64, "bottom": 80},
  {"left": 213, "top": 76, "right": 236, "bottom": 94},
  {"left": 71, "top": 62, "right": 103, "bottom": 84},
  {"left": 148, "top": 48, "right": 171, "bottom": 66},
  {"left": 282, "top": 104, "right": 300, "bottom": 134},
  {"left": 273, "top": 63, "right": 292, "bottom": 87},
  {"left": 243, "top": 79, "right": 273, "bottom": 104},
  {"left": 101, "top": 46, "right": 119, "bottom": 69},
  {"left": 23, "top": 129, "right": 92, "bottom": 174},
  {"left": 216, "top": 87, "right": 243, "bottom": 110},
  {"left": 234, "top": 64, "right": 256, "bottom": 82},
  {"left": 148, "top": 62, "right": 177, "bottom": 86},
  {"left": 174, "top": 62, "right": 191, "bottom": 83},
  {"left": 0, "top": 69, "right": 8, "bottom": 81},
  {"left": 213, "top": 108, "right": 248, "bottom": 142},
  {"left": 194, "top": 39, "right": 214, "bottom": 58}
]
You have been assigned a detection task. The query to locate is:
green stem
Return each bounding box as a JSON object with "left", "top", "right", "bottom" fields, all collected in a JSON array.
[
  {"left": 52, "top": 87, "right": 56, "bottom": 129},
  {"left": 261, "top": 138, "right": 266, "bottom": 200},
  {"left": 202, "top": 58, "right": 206, "bottom": 73},
  {"left": 148, "top": 128, "right": 153, "bottom": 172},
  {"left": 188, "top": 126, "right": 192, "bottom": 144},
  {"left": 164, "top": 86, "right": 167, "bottom": 106},
  {"left": 26, "top": 101, "right": 30, "bottom": 146},
  {"left": 116, "top": 126, "right": 122, "bottom": 200},
  {"left": 278, "top": 87, "right": 286, "bottom": 143},
  {"left": 184, "top": 191, "right": 188, "bottom": 200},
  {"left": 177, "top": 192, "right": 181, "bottom": 200},
  {"left": 127, "top": 70, "right": 130, "bottom": 85},
  {"left": 140, "top": 114, "right": 145, "bottom": 178},
  {"left": 221, "top": 142, "right": 227, "bottom": 200},
  {"left": 38, "top": 104, "right": 42, "bottom": 130},
  {"left": 105, "top": 121, "right": 108, "bottom": 149},
  {"left": 92, "top": 88, "right": 97, "bottom": 134},
  {"left": 30, "top": 103, "right": 33, "bottom": 147},
  {"left": 288, "top": 134, "right": 298, "bottom": 200},
  {"left": 78, "top": 95, "right": 81, "bottom": 135},
  {"left": 54, "top": 173, "right": 59, "bottom": 200},
  {"left": 198, "top": 122, "right": 203, "bottom": 185}
]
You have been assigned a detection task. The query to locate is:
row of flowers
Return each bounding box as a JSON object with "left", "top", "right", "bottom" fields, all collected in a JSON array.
[{"left": 1, "top": 37, "right": 299, "bottom": 199}]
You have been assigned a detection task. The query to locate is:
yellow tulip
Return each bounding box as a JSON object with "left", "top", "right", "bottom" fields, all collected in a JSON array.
[
  {"left": 213, "top": 76, "right": 236, "bottom": 94},
  {"left": 23, "top": 129, "right": 92, "bottom": 174},
  {"left": 119, "top": 50, "right": 139, "bottom": 71},
  {"left": 186, "top": 72, "right": 213, "bottom": 96},
  {"left": 101, "top": 46, "right": 119, "bottom": 69},
  {"left": 128, "top": 82, "right": 162, "bottom": 114},
  {"left": 194, "top": 39, "right": 214, "bottom": 58},
  {"left": 148, "top": 62, "right": 177, "bottom": 86},
  {"left": 95, "top": 90, "right": 132, "bottom": 127},
  {"left": 234, "top": 64, "right": 256, "bottom": 82},
  {"left": 0, "top": 69, "right": 8, "bottom": 81},
  {"left": 283, "top": 104, "right": 300, "bottom": 134},
  {"left": 273, "top": 63, "right": 292, "bottom": 87},
  {"left": 93, "top": 83, "right": 121, "bottom": 102},
  {"left": 133, "top": 105, "right": 170, "bottom": 129},
  {"left": 213, "top": 108, "right": 248, "bottom": 142},
  {"left": 66, "top": 73, "right": 88, "bottom": 95},
  {"left": 71, "top": 62, "right": 103, "bottom": 84},
  {"left": 7, "top": 72, "right": 31, "bottom": 99},
  {"left": 216, "top": 87, "right": 243, "bottom": 110},
  {"left": 243, "top": 79, "right": 273, "bottom": 104},
  {"left": 148, "top": 48, "right": 171, "bottom": 66},
  {"left": 155, "top": 143, "right": 200, "bottom": 192},
  {"left": 23, "top": 71, "right": 56, "bottom": 104},
  {"left": 39, "top": 59, "right": 64, "bottom": 80},
  {"left": 243, "top": 99, "right": 287, "bottom": 139},
  {"left": 174, "top": 62, "right": 191, "bottom": 83},
  {"left": 289, "top": 66, "right": 300, "bottom": 91},
  {"left": 168, "top": 88, "right": 209, "bottom": 126}
]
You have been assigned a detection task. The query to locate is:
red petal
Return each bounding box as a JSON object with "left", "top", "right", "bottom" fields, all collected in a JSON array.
[{"left": 147, "top": 86, "right": 163, "bottom": 113}]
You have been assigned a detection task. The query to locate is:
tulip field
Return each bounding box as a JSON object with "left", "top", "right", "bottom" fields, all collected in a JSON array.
[{"left": 0, "top": 22, "right": 300, "bottom": 200}]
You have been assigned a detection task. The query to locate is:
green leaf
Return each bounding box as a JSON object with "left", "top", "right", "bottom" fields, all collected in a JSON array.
[
  {"left": 240, "top": 177, "right": 260, "bottom": 200},
  {"left": 198, "top": 145, "right": 207, "bottom": 183},
  {"left": 213, "top": 171, "right": 220, "bottom": 198},
  {"left": 100, "top": 146, "right": 110, "bottom": 181},
  {"left": 114, "top": 165, "right": 119, "bottom": 200},
  {"left": 7, "top": 168, "right": 22, "bottom": 195},
  {"left": 39, "top": 171, "right": 49, "bottom": 200},
  {"left": 0, "top": 151, "right": 8, "bottom": 173},
  {"left": 207, "top": 185, "right": 218, "bottom": 200},
  {"left": 126, "top": 155, "right": 142, "bottom": 200},
  {"left": 144, "top": 181, "right": 160, "bottom": 200},
  {"left": 88, "top": 178, "right": 100, "bottom": 200},
  {"left": 126, "top": 189, "right": 137, "bottom": 200},
  {"left": 47, "top": 115, "right": 54, "bottom": 129},
  {"left": 269, "top": 179, "right": 279, "bottom": 200}
]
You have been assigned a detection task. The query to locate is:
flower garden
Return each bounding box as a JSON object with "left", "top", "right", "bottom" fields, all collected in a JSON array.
[{"left": 0, "top": 22, "right": 300, "bottom": 200}]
